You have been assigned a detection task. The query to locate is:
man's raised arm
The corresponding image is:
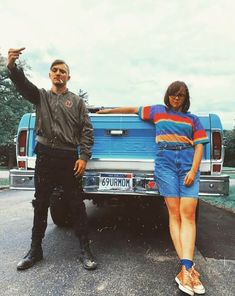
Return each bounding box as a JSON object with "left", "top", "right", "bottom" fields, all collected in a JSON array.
[{"left": 7, "top": 47, "right": 40, "bottom": 105}]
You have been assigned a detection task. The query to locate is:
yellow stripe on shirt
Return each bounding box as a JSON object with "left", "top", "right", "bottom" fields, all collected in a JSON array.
[{"left": 156, "top": 134, "right": 194, "bottom": 145}]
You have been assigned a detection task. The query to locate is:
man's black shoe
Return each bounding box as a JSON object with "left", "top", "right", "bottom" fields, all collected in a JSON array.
[
  {"left": 79, "top": 246, "right": 97, "bottom": 270},
  {"left": 17, "top": 246, "right": 43, "bottom": 270}
]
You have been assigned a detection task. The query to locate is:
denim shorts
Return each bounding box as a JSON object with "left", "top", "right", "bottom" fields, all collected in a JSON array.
[{"left": 154, "top": 146, "right": 200, "bottom": 198}]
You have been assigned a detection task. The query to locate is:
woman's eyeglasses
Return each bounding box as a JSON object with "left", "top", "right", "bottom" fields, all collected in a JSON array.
[{"left": 169, "top": 94, "right": 186, "bottom": 100}]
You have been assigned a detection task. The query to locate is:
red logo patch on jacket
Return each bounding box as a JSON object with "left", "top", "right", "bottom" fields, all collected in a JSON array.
[{"left": 65, "top": 100, "right": 73, "bottom": 108}]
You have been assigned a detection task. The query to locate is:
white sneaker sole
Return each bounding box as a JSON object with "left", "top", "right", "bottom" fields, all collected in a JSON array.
[
  {"left": 193, "top": 287, "right": 206, "bottom": 294},
  {"left": 175, "top": 276, "right": 194, "bottom": 296},
  {"left": 176, "top": 275, "right": 206, "bottom": 294}
]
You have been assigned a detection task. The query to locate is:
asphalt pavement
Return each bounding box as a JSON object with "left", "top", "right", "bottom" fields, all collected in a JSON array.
[
  {"left": 197, "top": 200, "right": 235, "bottom": 260},
  {"left": 0, "top": 189, "right": 234, "bottom": 296}
]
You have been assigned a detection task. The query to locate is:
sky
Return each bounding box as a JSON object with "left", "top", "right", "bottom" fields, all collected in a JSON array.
[{"left": 1, "top": 0, "right": 235, "bottom": 129}]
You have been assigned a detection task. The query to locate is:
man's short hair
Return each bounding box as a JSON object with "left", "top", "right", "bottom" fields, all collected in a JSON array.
[{"left": 50, "top": 59, "right": 70, "bottom": 74}]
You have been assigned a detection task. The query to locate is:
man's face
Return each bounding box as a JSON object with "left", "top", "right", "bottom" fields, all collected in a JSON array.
[{"left": 49, "top": 63, "right": 70, "bottom": 86}]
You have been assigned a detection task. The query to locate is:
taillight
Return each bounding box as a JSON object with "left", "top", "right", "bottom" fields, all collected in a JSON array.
[
  {"left": 213, "top": 164, "right": 221, "bottom": 172},
  {"left": 18, "top": 161, "right": 26, "bottom": 169},
  {"left": 18, "top": 130, "right": 27, "bottom": 156},
  {"left": 212, "top": 131, "right": 221, "bottom": 159}
]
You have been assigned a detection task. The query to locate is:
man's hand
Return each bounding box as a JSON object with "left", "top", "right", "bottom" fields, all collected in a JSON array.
[
  {"left": 74, "top": 159, "right": 87, "bottom": 177},
  {"left": 7, "top": 47, "right": 25, "bottom": 69}
]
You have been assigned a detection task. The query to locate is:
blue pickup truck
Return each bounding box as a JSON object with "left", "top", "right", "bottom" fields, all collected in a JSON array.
[{"left": 10, "top": 110, "right": 229, "bottom": 225}]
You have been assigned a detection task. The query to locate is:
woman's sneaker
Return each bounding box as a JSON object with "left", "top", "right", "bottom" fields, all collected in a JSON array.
[
  {"left": 189, "top": 265, "right": 206, "bottom": 294},
  {"left": 175, "top": 266, "right": 194, "bottom": 296}
]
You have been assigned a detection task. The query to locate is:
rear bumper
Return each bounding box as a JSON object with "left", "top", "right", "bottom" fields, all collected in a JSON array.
[
  {"left": 10, "top": 169, "right": 230, "bottom": 197},
  {"left": 199, "top": 174, "right": 230, "bottom": 196},
  {"left": 10, "top": 169, "right": 35, "bottom": 190}
]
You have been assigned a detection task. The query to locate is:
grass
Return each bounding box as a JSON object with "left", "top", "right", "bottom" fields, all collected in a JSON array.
[
  {"left": 201, "top": 187, "right": 235, "bottom": 214},
  {"left": 0, "top": 167, "right": 9, "bottom": 188},
  {"left": 0, "top": 178, "right": 9, "bottom": 186},
  {"left": 201, "top": 168, "right": 235, "bottom": 213}
]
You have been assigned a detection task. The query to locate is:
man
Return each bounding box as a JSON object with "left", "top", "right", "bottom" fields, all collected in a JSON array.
[{"left": 7, "top": 47, "right": 97, "bottom": 271}]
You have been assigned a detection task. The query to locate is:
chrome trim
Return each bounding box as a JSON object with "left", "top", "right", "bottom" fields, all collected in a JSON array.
[
  {"left": 91, "top": 114, "right": 138, "bottom": 117},
  {"left": 27, "top": 157, "right": 36, "bottom": 169},
  {"left": 10, "top": 187, "right": 34, "bottom": 191},
  {"left": 86, "top": 159, "right": 210, "bottom": 172},
  {"left": 86, "top": 159, "right": 154, "bottom": 171}
]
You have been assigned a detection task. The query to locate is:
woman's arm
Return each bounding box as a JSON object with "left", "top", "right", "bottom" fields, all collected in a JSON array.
[
  {"left": 97, "top": 107, "right": 139, "bottom": 114},
  {"left": 184, "top": 144, "right": 203, "bottom": 187}
]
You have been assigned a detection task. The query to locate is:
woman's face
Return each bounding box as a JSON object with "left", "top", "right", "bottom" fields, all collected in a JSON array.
[{"left": 168, "top": 86, "right": 186, "bottom": 111}]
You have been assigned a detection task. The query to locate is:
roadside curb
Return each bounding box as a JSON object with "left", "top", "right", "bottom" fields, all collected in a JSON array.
[
  {"left": 0, "top": 186, "right": 9, "bottom": 190},
  {"left": 0, "top": 169, "right": 10, "bottom": 191}
]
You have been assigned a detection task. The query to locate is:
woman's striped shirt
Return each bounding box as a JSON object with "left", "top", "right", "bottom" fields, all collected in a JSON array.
[{"left": 138, "top": 104, "right": 209, "bottom": 147}]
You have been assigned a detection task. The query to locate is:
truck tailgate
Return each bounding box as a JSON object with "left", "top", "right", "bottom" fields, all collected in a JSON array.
[{"left": 91, "top": 114, "right": 156, "bottom": 160}]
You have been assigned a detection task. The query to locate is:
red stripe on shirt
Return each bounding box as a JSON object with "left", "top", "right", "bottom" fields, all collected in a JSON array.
[
  {"left": 153, "top": 113, "right": 194, "bottom": 127},
  {"left": 142, "top": 106, "right": 151, "bottom": 120},
  {"left": 193, "top": 130, "right": 207, "bottom": 141}
]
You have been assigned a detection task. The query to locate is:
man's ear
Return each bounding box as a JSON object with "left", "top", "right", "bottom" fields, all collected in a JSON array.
[{"left": 67, "top": 75, "right": 71, "bottom": 81}]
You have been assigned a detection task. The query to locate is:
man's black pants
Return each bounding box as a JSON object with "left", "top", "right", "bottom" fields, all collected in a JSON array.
[{"left": 31, "top": 143, "right": 88, "bottom": 243}]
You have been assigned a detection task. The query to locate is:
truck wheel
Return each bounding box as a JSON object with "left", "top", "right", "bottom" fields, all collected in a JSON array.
[{"left": 50, "top": 187, "right": 73, "bottom": 227}]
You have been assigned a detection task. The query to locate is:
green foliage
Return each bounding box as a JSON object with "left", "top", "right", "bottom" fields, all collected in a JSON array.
[
  {"left": 224, "top": 130, "right": 235, "bottom": 167},
  {"left": 79, "top": 89, "right": 89, "bottom": 104},
  {"left": 0, "top": 53, "right": 34, "bottom": 147},
  {"left": 0, "top": 178, "right": 9, "bottom": 186}
]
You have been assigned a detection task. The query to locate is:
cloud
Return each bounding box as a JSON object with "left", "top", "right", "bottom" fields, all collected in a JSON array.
[{"left": 1, "top": 0, "right": 235, "bottom": 130}]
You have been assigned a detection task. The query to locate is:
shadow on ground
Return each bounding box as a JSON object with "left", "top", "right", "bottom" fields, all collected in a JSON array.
[{"left": 196, "top": 200, "right": 235, "bottom": 260}]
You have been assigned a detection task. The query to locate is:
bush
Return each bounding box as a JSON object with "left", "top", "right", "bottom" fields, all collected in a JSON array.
[{"left": 0, "top": 145, "right": 16, "bottom": 168}]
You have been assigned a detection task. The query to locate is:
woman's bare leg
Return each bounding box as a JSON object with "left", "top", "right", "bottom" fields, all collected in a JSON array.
[
  {"left": 164, "top": 197, "right": 182, "bottom": 258},
  {"left": 179, "top": 197, "right": 198, "bottom": 260}
]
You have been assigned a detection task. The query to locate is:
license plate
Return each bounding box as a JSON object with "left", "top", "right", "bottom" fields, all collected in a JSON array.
[{"left": 99, "top": 173, "right": 133, "bottom": 191}]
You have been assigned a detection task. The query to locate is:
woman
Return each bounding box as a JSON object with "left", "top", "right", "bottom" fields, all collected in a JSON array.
[{"left": 98, "top": 81, "right": 208, "bottom": 295}]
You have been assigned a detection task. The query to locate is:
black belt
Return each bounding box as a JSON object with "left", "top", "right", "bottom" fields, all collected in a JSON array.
[
  {"left": 35, "top": 142, "right": 78, "bottom": 158},
  {"left": 158, "top": 145, "right": 193, "bottom": 151}
]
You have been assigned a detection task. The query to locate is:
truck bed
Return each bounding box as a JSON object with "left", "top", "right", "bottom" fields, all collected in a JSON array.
[{"left": 10, "top": 112, "right": 229, "bottom": 196}]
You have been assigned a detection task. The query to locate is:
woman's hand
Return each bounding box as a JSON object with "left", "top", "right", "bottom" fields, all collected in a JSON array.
[
  {"left": 184, "top": 169, "right": 197, "bottom": 187},
  {"left": 184, "top": 144, "right": 203, "bottom": 186}
]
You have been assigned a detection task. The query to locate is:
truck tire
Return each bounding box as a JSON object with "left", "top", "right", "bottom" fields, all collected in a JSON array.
[{"left": 50, "top": 187, "right": 73, "bottom": 227}]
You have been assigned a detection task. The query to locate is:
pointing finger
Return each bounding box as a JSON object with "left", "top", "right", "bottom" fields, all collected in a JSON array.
[{"left": 8, "top": 47, "right": 26, "bottom": 54}]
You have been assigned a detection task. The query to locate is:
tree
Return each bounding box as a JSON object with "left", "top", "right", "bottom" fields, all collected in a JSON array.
[
  {"left": 78, "top": 89, "right": 89, "bottom": 104},
  {"left": 0, "top": 53, "right": 34, "bottom": 168},
  {"left": 224, "top": 129, "right": 235, "bottom": 167}
]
